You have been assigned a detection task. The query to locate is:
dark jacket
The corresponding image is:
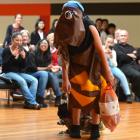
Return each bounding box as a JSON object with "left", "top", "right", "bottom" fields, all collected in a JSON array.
[
  {"left": 30, "top": 31, "right": 46, "bottom": 45},
  {"left": 114, "top": 43, "right": 136, "bottom": 67},
  {"left": 26, "top": 47, "right": 51, "bottom": 72},
  {"left": 2, "top": 47, "right": 26, "bottom": 73}
]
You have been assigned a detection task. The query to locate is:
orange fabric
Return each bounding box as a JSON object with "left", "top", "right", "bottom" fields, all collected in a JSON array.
[
  {"left": 70, "top": 71, "right": 88, "bottom": 85},
  {"left": 70, "top": 71, "right": 99, "bottom": 91},
  {"left": 70, "top": 88, "right": 96, "bottom": 107}
]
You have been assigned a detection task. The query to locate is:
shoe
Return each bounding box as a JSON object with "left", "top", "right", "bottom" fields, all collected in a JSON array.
[
  {"left": 11, "top": 91, "right": 24, "bottom": 102},
  {"left": 36, "top": 95, "right": 48, "bottom": 108},
  {"left": 55, "top": 96, "right": 61, "bottom": 106},
  {"left": 40, "top": 103, "right": 48, "bottom": 108},
  {"left": 69, "top": 125, "right": 81, "bottom": 138},
  {"left": 24, "top": 103, "right": 41, "bottom": 110},
  {"left": 13, "top": 97, "right": 24, "bottom": 102},
  {"left": 135, "top": 96, "right": 140, "bottom": 102},
  {"left": 126, "top": 95, "right": 133, "bottom": 104},
  {"left": 90, "top": 124, "right": 100, "bottom": 140},
  {"left": 62, "top": 93, "right": 67, "bottom": 100}
]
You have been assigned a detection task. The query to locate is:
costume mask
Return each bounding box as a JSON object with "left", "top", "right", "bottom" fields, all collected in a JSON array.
[{"left": 54, "top": 7, "right": 85, "bottom": 47}]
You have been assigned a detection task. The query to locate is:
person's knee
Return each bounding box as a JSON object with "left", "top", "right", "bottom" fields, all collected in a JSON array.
[
  {"left": 17, "top": 78, "right": 27, "bottom": 86},
  {"left": 31, "top": 77, "right": 38, "bottom": 85},
  {"left": 39, "top": 71, "right": 48, "bottom": 78},
  {"left": 48, "top": 72, "right": 57, "bottom": 79}
]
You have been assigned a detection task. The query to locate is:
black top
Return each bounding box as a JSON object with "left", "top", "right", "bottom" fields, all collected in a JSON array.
[
  {"left": 30, "top": 31, "right": 46, "bottom": 45},
  {"left": 25, "top": 48, "right": 51, "bottom": 72},
  {"left": 114, "top": 43, "right": 136, "bottom": 67},
  {"left": 2, "top": 47, "right": 26, "bottom": 73}
]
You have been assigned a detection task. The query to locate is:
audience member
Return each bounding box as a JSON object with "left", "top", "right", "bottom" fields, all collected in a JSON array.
[
  {"left": 104, "top": 35, "right": 133, "bottom": 103},
  {"left": 47, "top": 33, "right": 62, "bottom": 80},
  {"left": 30, "top": 18, "right": 47, "bottom": 46},
  {"left": 21, "top": 29, "right": 35, "bottom": 52},
  {"left": 2, "top": 32, "right": 40, "bottom": 109},
  {"left": 47, "top": 19, "right": 58, "bottom": 34},
  {"left": 3, "top": 14, "right": 24, "bottom": 47},
  {"left": 114, "top": 29, "right": 121, "bottom": 44},
  {"left": 21, "top": 29, "right": 49, "bottom": 108},
  {"left": 107, "top": 23, "right": 116, "bottom": 37},
  {"left": 114, "top": 29, "right": 140, "bottom": 100},
  {"left": 100, "top": 19, "right": 109, "bottom": 45},
  {"left": 95, "top": 18, "right": 102, "bottom": 34},
  {"left": 26, "top": 39, "right": 62, "bottom": 106}
]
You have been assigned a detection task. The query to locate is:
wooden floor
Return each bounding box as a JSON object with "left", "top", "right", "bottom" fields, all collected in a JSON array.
[{"left": 0, "top": 91, "right": 140, "bottom": 140}]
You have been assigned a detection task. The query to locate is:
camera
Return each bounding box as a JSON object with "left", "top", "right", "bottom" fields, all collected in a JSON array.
[
  {"left": 109, "top": 45, "right": 114, "bottom": 50},
  {"left": 19, "top": 45, "right": 24, "bottom": 52}
]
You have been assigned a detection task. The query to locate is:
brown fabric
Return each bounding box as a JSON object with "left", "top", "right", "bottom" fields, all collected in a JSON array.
[
  {"left": 54, "top": 6, "right": 104, "bottom": 113},
  {"left": 68, "top": 45, "right": 102, "bottom": 112},
  {"left": 54, "top": 7, "right": 85, "bottom": 49}
]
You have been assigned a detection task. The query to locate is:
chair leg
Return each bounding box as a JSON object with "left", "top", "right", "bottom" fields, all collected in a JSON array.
[{"left": 6, "top": 90, "right": 10, "bottom": 105}]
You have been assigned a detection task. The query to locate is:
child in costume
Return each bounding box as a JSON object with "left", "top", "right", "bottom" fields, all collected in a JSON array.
[{"left": 54, "top": 1, "right": 114, "bottom": 139}]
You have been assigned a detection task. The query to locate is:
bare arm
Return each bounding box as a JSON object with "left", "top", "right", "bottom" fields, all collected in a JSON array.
[
  {"left": 37, "top": 65, "right": 52, "bottom": 71},
  {"left": 89, "top": 25, "right": 114, "bottom": 85},
  {"left": 61, "top": 57, "right": 71, "bottom": 93},
  {"left": 37, "top": 67, "right": 48, "bottom": 71}
]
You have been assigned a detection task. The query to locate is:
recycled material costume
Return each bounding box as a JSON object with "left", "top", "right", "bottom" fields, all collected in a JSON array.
[{"left": 54, "top": 1, "right": 114, "bottom": 139}]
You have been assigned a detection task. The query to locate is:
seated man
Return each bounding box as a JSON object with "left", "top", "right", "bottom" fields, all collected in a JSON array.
[{"left": 114, "top": 29, "right": 140, "bottom": 100}]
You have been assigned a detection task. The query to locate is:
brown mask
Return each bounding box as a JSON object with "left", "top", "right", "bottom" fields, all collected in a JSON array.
[{"left": 54, "top": 7, "right": 85, "bottom": 48}]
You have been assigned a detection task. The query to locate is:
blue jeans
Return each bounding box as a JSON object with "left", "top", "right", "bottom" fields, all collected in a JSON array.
[
  {"left": 111, "top": 67, "right": 131, "bottom": 96},
  {"left": 31, "top": 71, "right": 49, "bottom": 97},
  {"left": 48, "top": 72, "right": 62, "bottom": 97},
  {"left": 5, "top": 72, "right": 38, "bottom": 104}
]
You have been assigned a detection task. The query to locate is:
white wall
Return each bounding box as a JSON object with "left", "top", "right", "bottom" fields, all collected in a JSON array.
[
  {"left": 51, "top": 15, "right": 140, "bottom": 48},
  {"left": 1, "top": 15, "right": 139, "bottom": 48},
  {"left": 0, "top": 16, "right": 39, "bottom": 45},
  {"left": 92, "top": 15, "right": 140, "bottom": 48},
  {"left": 0, "top": 0, "right": 140, "bottom": 48},
  {"left": 0, "top": 15, "right": 140, "bottom": 48}
]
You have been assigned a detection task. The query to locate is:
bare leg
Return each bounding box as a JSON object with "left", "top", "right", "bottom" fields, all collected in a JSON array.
[
  {"left": 69, "top": 108, "right": 81, "bottom": 138},
  {"left": 90, "top": 109, "right": 100, "bottom": 124},
  {"left": 72, "top": 108, "right": 81, "bottom": 125},
  {"left": 90, "top": 109, "right": 100, "bottom": 139}
]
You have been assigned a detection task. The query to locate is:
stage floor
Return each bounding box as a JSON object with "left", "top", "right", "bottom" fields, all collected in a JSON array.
[{"left": 0, "top": 93, "right": 140, "bottom": 140}]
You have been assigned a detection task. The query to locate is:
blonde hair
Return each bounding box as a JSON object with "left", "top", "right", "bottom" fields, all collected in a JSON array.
[{"left": 20, "top": 29, "right": 30, "bottom": 37}]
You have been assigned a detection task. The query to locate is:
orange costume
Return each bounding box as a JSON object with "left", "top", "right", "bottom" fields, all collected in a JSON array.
[{"left": 54, "top": 1, "right": 113, "bottom": 139}]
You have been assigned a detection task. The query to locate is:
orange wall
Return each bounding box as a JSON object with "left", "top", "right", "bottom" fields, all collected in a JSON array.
[{"left": 0, "top": 4, "right": 51, "bottom": 32}]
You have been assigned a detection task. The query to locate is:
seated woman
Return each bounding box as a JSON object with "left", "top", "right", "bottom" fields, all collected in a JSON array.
[
  {"left": 47, "top": 33, "right": 62, "bottom": 81},
  {"left": 21, "top": 29, "right": 49, "bottom": 108},
  {"left": 104, "top": 35, "right": 133, "bottom": 103},
  {"left": 26, "top": 39, "right": 62, "bottom": 106},
  {"left": 21, "top": 29, "right": 35, "bottom": 52},
  {"left": 2, "top": 32, "right": 40, "bottom": 109}
]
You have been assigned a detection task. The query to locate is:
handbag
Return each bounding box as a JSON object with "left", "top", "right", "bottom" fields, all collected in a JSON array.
[{"left": 99, "top": 85, "right": 120, "bottom": 132}]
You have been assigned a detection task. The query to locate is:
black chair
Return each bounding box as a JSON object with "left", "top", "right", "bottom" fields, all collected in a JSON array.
[
  {"left": 0, "top": 77, "right": 19, "bottom": 104},
  {"left": 0, "top": 47, "right": 20, "bottom": 104}
]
